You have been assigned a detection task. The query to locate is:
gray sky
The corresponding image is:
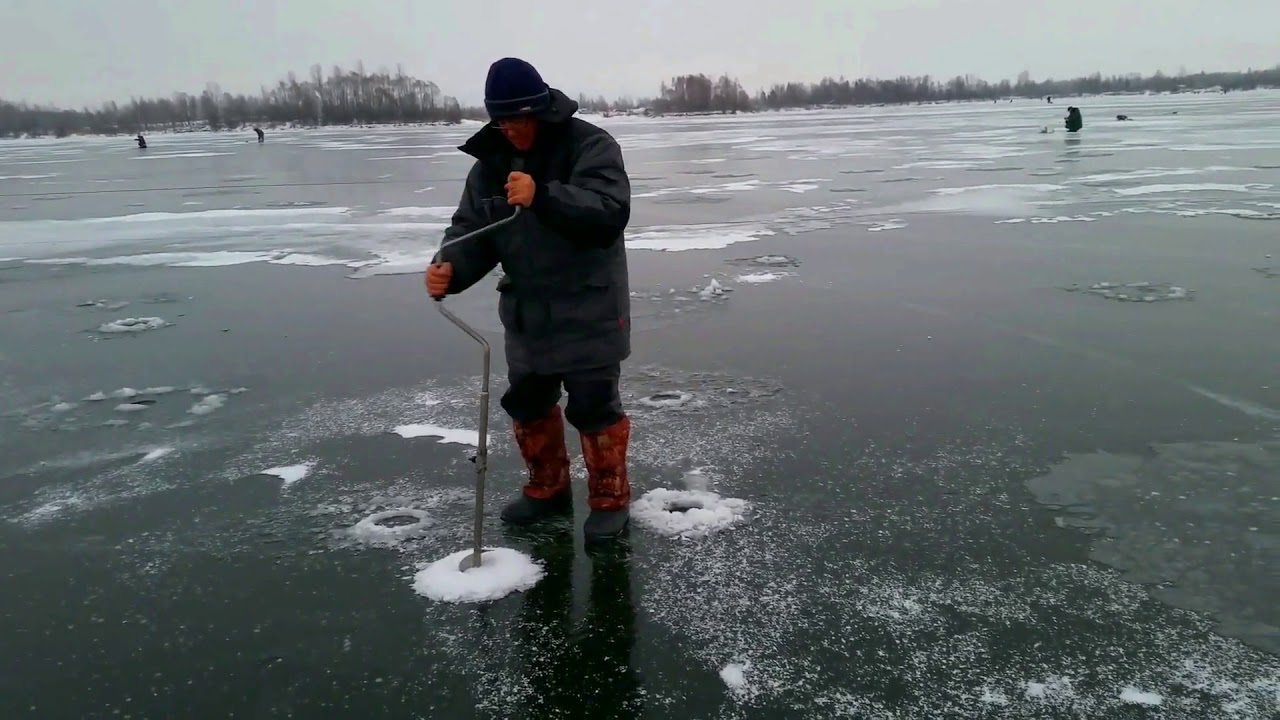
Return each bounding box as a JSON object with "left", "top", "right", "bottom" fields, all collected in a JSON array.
[{"left": 2, "top": 0, "right": 1277, "bottom": 108}]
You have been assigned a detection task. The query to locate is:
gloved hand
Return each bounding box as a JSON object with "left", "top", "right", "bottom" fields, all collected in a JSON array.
[{"left": 425, "top": 261, "right": 452, "bottom": 298}]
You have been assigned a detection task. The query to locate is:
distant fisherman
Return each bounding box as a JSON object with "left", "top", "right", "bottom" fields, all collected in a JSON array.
[
  {"left": 254, "top": 127, "right": 265, "bottom": 143},
  {"left": 136, "top": 134, "right": 147, "bottom": 149},
  {"left": 1065, "top": 107, "right": 1083, "bottom": 133}
]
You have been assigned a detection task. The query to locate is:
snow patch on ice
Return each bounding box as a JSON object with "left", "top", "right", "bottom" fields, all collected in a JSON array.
[
  {"left": 1119, "top": 687, "right": 1163, "bottom": 706},
  {"left": 627, "top": 223, "right": 775, "bottom": 252},
  {"left": 412, "top": 547, "right": 544, "bottom": 603},
  {"left": 139, "top": 447, "right": 174, "bottom": 463},
  {"left": 1064, "top": 281, "right": 1192, "bottom": 303},
  {"left": 131, "top": 152, "right": 233, "bottom": 160},
  {"left": 933, "top": 183, "right": 1066, "bottom": 196},
  {"left": 259, "top": 463, "right": 312, "bottom": 487},
  {"left": 720, "top": 662, "right": 756, "bottom": 699},
  {"left": 737, "top": 270, "right": 783, "bottom": 281},
  {"left": 867, "top": 220, "right": 907, "bottom": 232},
  {"left": 380, "top": 206, "right": 456, "bottom": 219},
  {"left": 391, "top": 423, "right": 481, "bottom": 447},
  {"left": 97, "top": 317, "right": 168, "bottom": 333},
  {"left": 188, "top": 394, "right": 226, "bottom": 415},
  {"left": 778, "top": 182, "right": 821, "bottom": 194},
  {"left": 1072, "top": 166, "right": 1256, "bottom": 184},
  {"left": 1025, "top": 675, "right": 1075, "bottom": 702},
  {"left": 1113, "top": 183, "right": 1273, "bottom": 196}
]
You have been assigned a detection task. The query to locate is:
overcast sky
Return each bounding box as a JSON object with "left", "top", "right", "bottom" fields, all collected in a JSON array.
[{"left": 2, "top": 0, "right": 1277, "bottom": 108}]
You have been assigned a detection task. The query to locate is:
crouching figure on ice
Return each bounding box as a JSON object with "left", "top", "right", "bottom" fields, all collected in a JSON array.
[{"left": 425, "top": 57, "right": 633, "bottom": 542}]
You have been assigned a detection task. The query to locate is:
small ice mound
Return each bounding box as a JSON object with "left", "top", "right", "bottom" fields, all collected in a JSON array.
[
  {"left": 735, "top": 271, "right": 787, "bottom": 284},
  {"left": 412, "top": 547, "right": 544, "bottom": 603},
  {"left": 114, "top": 403, "right": 149, "bottom": 413},
  {"left": 631, "top": 488, "right": 750, "bottom": 540},
  {"left": 350, "top": 509, "right": 433, "bottom": 547},
  {"left": 696, "top": 278, "right": 727, "bottom": 300},
  {"left": 83, "top": 392, "right": 109, "bottom": 402},
  {"left": 259, "top": 463, "right": 312, "bottom": 487},
  {"left": 98, "top": 317, "right": 168, "bottom": 333},
  {"left": 392, "top": 424, "right": 480, "bottom": 447},
  {"left": 51, "top": 402, "right": 77, "bottom": 413},
  {"left": 720, "top": 662, "right": 755, "bottom": 699},
  {"left": 1118, "top": 687, "right": 1163, "bottom": 706},
  {"left": 188, "top": 394, "right": 226, "bottom": 415},
  {"left": 140, "top": 386, "right": 176, "bottom": 395},
  {"left": 639, "top": 391, "right": 693, "bottom": 409}
]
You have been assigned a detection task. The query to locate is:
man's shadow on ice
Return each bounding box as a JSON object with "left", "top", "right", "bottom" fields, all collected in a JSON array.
[{"left": 505, "top": 522, "right": 642, "bottom": 720}]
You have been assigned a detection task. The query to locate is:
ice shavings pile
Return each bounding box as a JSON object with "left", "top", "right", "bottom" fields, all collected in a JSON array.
[
  {"left": 349, "top": 509, "right": 434, "bottom": 548},
  {"left": 631, "top": 488, "right": 750, "bottom": 540},
  {"left": 412, "top": 548, "right": 545, "bottom": 603}
]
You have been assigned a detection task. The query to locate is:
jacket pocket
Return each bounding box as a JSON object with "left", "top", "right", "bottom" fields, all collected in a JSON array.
[
  {"left": 497, "top": 277, "right": 522, "bottom": 333},
  {"left": 548, "top": 270, "right": 619, "bottom": 339}
]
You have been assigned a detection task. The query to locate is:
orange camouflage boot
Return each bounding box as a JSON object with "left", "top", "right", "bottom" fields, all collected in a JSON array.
[
  {"left": 500, "top": 405, "right": 572, "bottom": 525},
  {"left": 579, "top": 415, "right": 631, "bottom": 541}
]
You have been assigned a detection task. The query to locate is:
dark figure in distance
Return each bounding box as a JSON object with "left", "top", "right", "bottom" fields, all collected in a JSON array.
[
  {"left": 136, "top": 134, "right": 147, "bottom": 149},
  {"left": 425, "top": 57, "right": 633, "bottom": 542},
  {"left": 254, "top": 127, "right": 264, "bottom": 143},
  {"left": 1065, "top": 107, "right": 1083, "bottom": 133}
]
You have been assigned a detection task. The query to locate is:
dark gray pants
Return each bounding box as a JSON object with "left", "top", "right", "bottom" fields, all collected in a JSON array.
[{"left": 501, "top": 363, "right": 624, "bottom": 433}]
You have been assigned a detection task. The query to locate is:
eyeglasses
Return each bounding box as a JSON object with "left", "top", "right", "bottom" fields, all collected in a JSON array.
[{"left": 491, "top": 116, "right": 536, "bottom": 130}]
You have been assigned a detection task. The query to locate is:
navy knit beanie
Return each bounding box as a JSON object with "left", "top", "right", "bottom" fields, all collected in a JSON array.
[{"left": 484, "top": 58, "right": 551, "bottom": 119}]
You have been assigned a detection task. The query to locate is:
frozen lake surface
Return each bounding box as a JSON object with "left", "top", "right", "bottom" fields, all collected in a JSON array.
[{"left": 1, "top": 91, "right": 1278, "bottom": 718}]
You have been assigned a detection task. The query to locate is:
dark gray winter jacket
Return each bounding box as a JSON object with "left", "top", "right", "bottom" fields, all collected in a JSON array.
[{"left": 436, "top": 89, "right": 631, "bottom": 375}]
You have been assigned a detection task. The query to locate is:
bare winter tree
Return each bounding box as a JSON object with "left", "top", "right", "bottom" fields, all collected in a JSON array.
[{"left": 3, "top": 63, "right": 1277, "bottom": 137}]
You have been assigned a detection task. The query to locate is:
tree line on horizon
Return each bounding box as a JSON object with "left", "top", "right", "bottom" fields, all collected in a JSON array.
[{"left": 2, "top": 62, "right": 1279, "bottom": 138}]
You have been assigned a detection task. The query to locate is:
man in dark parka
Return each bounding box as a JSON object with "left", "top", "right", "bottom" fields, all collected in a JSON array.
[{"left": 426, "top": 57, "right": 633, "bottom": 541}]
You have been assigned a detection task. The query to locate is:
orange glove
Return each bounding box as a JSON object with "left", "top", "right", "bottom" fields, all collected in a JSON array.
[
  {"left": 505, "top": 172, "right": 535, "bottom": 207},
  {"left": 426, "top": 261, "right": 452, "bottom": 298}
]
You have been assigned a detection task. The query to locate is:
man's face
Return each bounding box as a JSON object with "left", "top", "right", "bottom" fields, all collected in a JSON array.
[{"left": 495, "top": 115, "right": 537, "bottom": 152}]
